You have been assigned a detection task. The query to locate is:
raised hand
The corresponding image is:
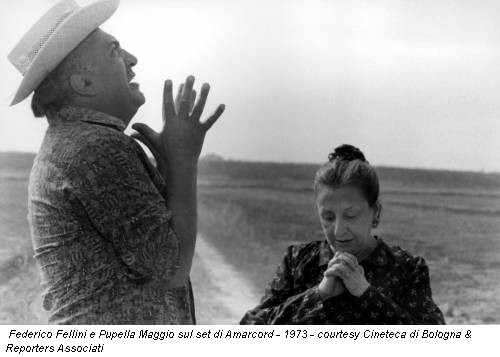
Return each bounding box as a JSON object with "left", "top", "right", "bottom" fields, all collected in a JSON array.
[
  {"left": 131, "top": 75, "right": 225, "bottom": 174},
  {"left": 323, "top": 252, "right": 370, "bottom": 297}
]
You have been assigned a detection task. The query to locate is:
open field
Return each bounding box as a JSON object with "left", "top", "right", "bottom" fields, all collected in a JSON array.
[{"left": 1, "top": 153, "right": 499, "bottom": 324}]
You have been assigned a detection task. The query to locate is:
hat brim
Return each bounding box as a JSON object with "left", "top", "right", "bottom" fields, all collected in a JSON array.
[{"left": 10, "top": 0, "right": 119, "bottom": 105}]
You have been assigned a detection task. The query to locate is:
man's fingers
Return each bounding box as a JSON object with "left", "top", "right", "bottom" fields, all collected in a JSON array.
[
  {"left": 163, "top": 81, "right": 176, "bottom": 122},
  {"left": 175, "top": 83, "right": 184, "bottom": 114},
  {"left": 131, "top": 132, "right": 159, "bottom": 157},
  {"left": 178, "top": 75, "right": 195, "bottom": 119},
  {"left": 131, "top": 123, "right": 158, "bottom": 142},
  {"left": 162, "top": 80, "right": 175, "bottom": 121},
  {"left": 191, "top": 83, "right": 209, "bottom": 121},
  {"left": 183, "top": 75, "right": 195, "bottom": 94},
  {"left": 131, "top": 132, "right": 151, "bottom": 149},
  {"left": 189, "top": 90, "right": 197, "bottom": 114},
  {"left": 202, "top": 104, "right": 225, "bottom": 131}
]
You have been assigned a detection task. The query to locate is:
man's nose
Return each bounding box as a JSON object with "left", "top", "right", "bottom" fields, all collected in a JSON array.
[{"left": 123, "top": 49, "right": 137, "bottom": 67}]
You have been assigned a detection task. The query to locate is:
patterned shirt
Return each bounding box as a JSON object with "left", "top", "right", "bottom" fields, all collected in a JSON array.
[
  {"left": 28, "top": 106, "right": 195, "bottom": 324},
  {"left": 240, "top": 238, "right": 445, "bottom": 324}
]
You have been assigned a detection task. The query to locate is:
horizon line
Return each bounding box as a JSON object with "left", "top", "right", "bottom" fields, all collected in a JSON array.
[{"left": 1, "top": 150, "right": 499, "bottom": 175}]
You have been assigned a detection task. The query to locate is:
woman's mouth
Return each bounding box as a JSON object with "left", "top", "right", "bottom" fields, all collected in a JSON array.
[{"left": 335, "top": 239, "right": 353, "bottom": 244}]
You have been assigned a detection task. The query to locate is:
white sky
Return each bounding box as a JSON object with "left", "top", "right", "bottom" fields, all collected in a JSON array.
[{"left": 1, "top": 0, "right": 500, "bottom": 171}]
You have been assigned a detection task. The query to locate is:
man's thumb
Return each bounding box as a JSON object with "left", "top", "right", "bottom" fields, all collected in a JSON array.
[{"left": 131, "top": 123, "right": 157, "bottom": 140}]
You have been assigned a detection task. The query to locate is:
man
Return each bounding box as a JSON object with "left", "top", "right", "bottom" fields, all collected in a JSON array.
[{"left": 8, "top": 0, "right": 224, "bottom": 324}]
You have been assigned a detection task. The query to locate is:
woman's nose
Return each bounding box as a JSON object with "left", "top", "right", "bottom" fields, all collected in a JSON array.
[{"left": 334, "top": 218, "right": 348, "bottom": 237}]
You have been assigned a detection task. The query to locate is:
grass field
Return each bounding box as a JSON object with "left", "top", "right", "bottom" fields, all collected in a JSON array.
[{"left": 1, "top": 153, "right": 499, "bottom": 324}]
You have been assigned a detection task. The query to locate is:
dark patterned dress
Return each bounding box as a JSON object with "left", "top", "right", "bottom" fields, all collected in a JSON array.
[
  {"left": 28, "top": 106, "right": 194, "bottom": 324},
  {"left": 240, "top": 238, "right": 445, "bottom": 324}
]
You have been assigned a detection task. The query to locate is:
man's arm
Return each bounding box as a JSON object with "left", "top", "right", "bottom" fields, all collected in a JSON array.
[
  {"left": 161, "top": 159, "right": 198, "bottom": 288},
  {"left": 70, "top": 131, "right": 179, "bottom": 286},
  {"left": 132, "top": 76, "right": 225, "bottom": 288}
]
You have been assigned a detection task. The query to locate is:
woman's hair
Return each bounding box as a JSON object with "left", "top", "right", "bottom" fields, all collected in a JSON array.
[{"left": 314, "top": 144, "right": 380, "bottom": 207}]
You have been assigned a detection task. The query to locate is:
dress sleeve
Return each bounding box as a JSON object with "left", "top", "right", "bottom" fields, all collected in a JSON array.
[
  {"left": 68, "top": 134, "right": 179, "bottom": 286},
  {"left": 354, "top": 257, "right": 445, "bottom": 324},
  {"left": 240, "top": 246, "right": 328, "bottom": 325}
]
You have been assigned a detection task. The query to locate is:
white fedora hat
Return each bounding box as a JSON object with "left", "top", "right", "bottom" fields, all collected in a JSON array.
[{"left": 8, "top": 0, "right": 119, "bottom": 106}]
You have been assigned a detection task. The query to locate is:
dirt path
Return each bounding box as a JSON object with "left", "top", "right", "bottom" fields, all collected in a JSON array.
[
  {"left": 0, "top": 234, "right": 261, "bottom": 324},
  {"left": 190, "top": 234, "right": 261, "bottom": 324}
]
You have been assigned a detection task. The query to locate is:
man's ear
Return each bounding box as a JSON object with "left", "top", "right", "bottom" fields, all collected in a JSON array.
[{"left": 69, "top": 73, "right": 95, "bottom": 97}]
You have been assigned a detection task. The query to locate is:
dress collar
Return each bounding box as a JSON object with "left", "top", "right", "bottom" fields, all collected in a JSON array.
[
  {"left": 318, "top": 236, "right": 390, "bottom": 267},
  {"left": 47, "top": 106, "right": 127, "bottom": 132},
  {"left": 318, "top": 240, "right": 333, "bottom": 267}
]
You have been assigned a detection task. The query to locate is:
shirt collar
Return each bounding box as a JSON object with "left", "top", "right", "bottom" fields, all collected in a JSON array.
[
  {"left": 318, "top": 236, "right": 390, "bottom": 267},
  {"left": 47, "top": 106, "right": 127, "bottom": 132}
]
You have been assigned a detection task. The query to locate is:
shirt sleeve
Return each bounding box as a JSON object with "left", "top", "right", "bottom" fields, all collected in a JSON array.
[
  {"left": 68, "top": 133, "right": 179, "bottom": 286},
  {"left": 240, "top": 246, "right": 329, "bottom": 325},
  {"left": 354, "top": 257, "right": 445, "bottom": 324}
]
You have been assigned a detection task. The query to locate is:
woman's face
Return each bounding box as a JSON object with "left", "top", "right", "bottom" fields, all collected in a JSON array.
[{"left": 316, "top": 184, "right": 377, "bottom": 257}]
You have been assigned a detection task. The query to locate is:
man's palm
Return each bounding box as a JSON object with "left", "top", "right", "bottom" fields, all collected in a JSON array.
[{"left": 131, "top": 75, "right": 225, "bottom": 172}]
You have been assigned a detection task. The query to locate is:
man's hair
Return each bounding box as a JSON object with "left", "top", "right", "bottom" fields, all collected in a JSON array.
[
  {"left": 314, "top": 144, "right": 380, "bottom": 208},
  {"left": 31, "top": 48, "right": 90, "bottom": 118}
]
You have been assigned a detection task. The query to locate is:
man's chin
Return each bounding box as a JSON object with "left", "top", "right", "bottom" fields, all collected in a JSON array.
[
  {"left": 131, "top": 90, "right": 146, "bottom": 107},
  {"left": 129, "top": 83, "right": 145, "bottom": 105}
]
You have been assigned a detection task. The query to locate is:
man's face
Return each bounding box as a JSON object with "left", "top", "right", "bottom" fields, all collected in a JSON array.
[{"left": 78, "top": 28, "right": 145, "bottom": 123}]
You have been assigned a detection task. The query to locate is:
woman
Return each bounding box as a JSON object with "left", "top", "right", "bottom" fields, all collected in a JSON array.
[{"left": 240, "top": 144, "right": 445, "bottom": 324}]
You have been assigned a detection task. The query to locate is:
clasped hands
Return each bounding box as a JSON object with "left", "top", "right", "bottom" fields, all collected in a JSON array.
[
  {"left": 131, "top": 75, "right": 225, "bottom": 174},
  {"left": 318, "top": 251, "right": 370, "bottom": 300}
]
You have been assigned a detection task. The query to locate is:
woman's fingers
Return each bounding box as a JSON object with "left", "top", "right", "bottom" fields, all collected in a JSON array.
[
  {"left": 338, "top": 253, "right": 358, "bottom": 271},
  {"left": 328, "top": 255, "right": 342, "bottom": 268},
  {"left": 324, "top": 263, "right": 349, "bottom": 280},
  {"left": 342, "top": 251, "right": 358, "bottom": 263},
  {"left": 328, "top": 252, "right": 358, "bottom": 271},
  {"left": 202, "top": 104, "right": 225, "bottom": 131}
]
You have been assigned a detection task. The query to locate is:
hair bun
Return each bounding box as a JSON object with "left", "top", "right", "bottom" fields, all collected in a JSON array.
[{"left": 328, "top": 144, "right": 366, "bottom": 162}]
